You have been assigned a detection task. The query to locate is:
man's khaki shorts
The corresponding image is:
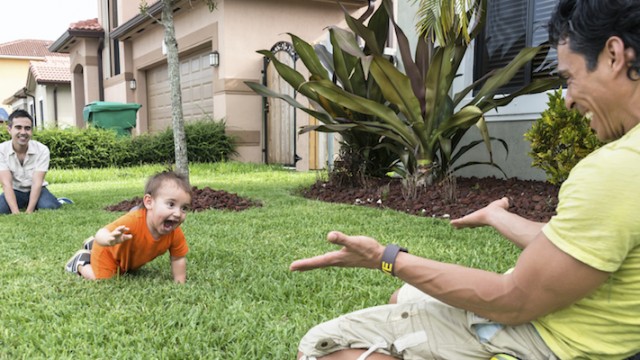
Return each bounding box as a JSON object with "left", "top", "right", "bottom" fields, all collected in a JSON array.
[{"left": 298, "top": 284, "right": 558, "bottom": 359}]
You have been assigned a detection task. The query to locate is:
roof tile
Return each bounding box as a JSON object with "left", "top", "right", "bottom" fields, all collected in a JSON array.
[
  {"left": 30, "top": 56, "right": 71, "bottom": 83},
  {"left": 0, "top": 39, "right": 62, "bottom": 57},
  {"left": 70, "top": 18, "right": 102, "bottom": 32}
]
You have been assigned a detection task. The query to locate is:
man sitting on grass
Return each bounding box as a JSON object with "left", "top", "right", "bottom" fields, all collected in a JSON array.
[
  {"left": 289, "top": 0, "right": 640, "bottom": 358},
  {"left": 0, "top": 110, "right": 70, "bottom": 214},
  {"left": 65, "top": 171, "right": 192, "bottom": 283}
]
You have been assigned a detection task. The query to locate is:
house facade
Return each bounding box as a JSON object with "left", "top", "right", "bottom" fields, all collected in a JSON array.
[
  {"left": 0, "top": 40, "right": 72, "bottom": 127},
  {"left": 50, "top": 0, "right": 370, "bottom": 171},
  {"left": 46, "top": 0, "right": 559, "bottom": 180},
  {"left": 398, "top": 0, "right": 559, "bottom": 181}
]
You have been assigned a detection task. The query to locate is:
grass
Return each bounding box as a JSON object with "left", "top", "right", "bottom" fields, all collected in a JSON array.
[{"left": 0, "top": 162, "right": 519, "bottom": 359}]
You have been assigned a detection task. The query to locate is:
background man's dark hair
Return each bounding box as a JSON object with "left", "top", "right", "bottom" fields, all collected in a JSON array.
[
  {"left": 7, "top": 109, "right": 34, "bottom": 127},
  {"left": 548, "top": 0, "right": 640, "bottom": 80}
]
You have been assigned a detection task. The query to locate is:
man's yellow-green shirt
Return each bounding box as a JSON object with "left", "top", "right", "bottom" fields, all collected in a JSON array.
[{"left": 535, "top": 124, "right": 640, "bottom": 359}]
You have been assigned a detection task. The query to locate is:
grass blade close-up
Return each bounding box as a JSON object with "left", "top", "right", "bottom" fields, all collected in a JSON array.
[{"left": 0, "top": 162, "right": 518, "bottom": 359}]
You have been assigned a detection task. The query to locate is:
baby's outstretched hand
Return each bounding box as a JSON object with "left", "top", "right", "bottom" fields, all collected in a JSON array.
[{"left": 106, "top": 225, "right": 132, "bottom": 246}]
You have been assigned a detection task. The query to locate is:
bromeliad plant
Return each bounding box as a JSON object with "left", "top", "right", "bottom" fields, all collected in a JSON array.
[
  {"left": 246, "top": 3, "right": 398, "bottom": 180},
  {"left": 246, "top": 0, "right": 562, "bottom": 191}
]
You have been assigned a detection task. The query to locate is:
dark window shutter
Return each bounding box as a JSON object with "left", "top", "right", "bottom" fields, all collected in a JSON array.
[
  {"left": 532, "top": 0, "right": 558, "bottom": 80},
  {"left": 474, "top": 0, "right": 558, "bottom": 92}
]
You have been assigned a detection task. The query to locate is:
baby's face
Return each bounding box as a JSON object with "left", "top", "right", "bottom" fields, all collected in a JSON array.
[{"left": 145, "top": 181, "right": 191, "bottom": 239}]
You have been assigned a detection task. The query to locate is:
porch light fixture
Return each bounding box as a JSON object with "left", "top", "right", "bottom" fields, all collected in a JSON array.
[
  {"left": 129, "top": 79, "right": 137, "bottom": 90},
  {"left": 209, "top": 51, "right": 220, "bottom": 67}
]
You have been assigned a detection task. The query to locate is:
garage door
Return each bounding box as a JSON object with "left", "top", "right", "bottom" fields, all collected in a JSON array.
[{"left": 146, "top": 50, "right": 214, "bottom": 133}]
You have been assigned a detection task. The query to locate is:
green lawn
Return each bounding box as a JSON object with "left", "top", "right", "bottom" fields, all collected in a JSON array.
[{"left": 0, "top": 163, "right": 519, "bottom": 359}]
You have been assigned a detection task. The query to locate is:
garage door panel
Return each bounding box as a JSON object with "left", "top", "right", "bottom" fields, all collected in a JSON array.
[{"left": 147, "top": 51, "right": 214, "bottom": 133}]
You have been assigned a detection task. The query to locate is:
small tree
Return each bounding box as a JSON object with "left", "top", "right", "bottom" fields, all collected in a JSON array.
[{"left": 140, "top": 0, "right": 217, "bottom": 180}]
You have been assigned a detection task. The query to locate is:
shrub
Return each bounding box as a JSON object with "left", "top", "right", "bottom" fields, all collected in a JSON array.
[
  {"left": 1, "top": 118, "right": 236, "bottom": 169},
  {"left": 184, "top": 119, "right": 237, "bottom": 163},
  {"left": 524, "top": 88, "right": 603, "bottom": 185},
  {"left": 124, "top": 130, "right": 174, "bottom": 166},
  {"left": 35, "top": 127, "right": 129, "bottom": 169},
  {"left": 124, "top": 119, "right": 237, "bottom": 166},
  {"left": 0, "top": 127, "right": 9, "bottom": 142}
]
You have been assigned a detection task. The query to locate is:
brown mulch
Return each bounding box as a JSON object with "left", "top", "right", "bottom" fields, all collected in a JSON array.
[
  {"left": 105, "top": 177, "right": 558, "bottom": 223},
  {"left": 104, "top": 186, "right": 262, "bottom": 212},
  {"left": 299, "top": 176, "right": 559, "bottom": 223}
]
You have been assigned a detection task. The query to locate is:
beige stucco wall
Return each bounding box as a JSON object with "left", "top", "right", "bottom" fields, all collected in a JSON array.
[
  {"left": 34, "top": 84, "right": 73, "bottom": 129},
  {"left": 122, "top": 2, "right": 218, "bottom": 135},
  {"left": 217, "top": 0, "right": 371, "bottom": 168},
  {"left": 0, "top": 58, "right": 33, "bottom": 104},
  {"left": 99, "top": 0, "right": 370, "bottom": 169},
  {"left": 67, "top": 40, "right": 101, "bottom": 128}
]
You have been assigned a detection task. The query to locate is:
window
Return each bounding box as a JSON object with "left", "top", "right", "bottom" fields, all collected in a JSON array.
[
  {"left": 473, "top": 0, "right": 558, "bottom": 92},
  {"left": 39, "top": 100, "right": 44, "bottom": 126},
  {"left": 103, "top": 0, "right": 121, "bottom": 77}
]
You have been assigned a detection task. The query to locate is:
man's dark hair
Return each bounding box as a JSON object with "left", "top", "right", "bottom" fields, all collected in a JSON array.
[
  {"left": 7, "top": 109, "right": 34, "bottom": 127},
  {"left": 548, "top": 0, "right": 640, "bottom": 79}
]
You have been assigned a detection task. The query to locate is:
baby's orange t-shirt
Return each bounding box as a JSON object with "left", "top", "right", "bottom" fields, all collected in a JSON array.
[{"left": 91, "top": 208, "right": 188, "bottom": 279}]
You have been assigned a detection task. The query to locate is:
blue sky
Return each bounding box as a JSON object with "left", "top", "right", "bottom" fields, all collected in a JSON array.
[{"left": 0, "top": 0, "right": 98, "bottom": 44}]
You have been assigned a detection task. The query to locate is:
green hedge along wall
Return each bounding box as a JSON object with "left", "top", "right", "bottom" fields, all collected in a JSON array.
[{"left": 0, "top": 119, "right": 237, "bottom": 169}]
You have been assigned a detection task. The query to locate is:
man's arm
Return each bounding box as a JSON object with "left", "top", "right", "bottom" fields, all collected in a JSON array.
[
  {"left": 290, "top": 231, "right": 609, "bottom": 325},
  {"left": 394, "top": 231, "right": 609, "bottom": 324},
  {"left": 0, "top": 170, "right": 20, "bottom": 214},
  {"left": 450, "top": 197, "right": 545, "bottom": 249},
  {"left": 170, "top": 256, "right": 187, "bottom": 284},
  {"left": 25, "top": 171, "right": 46, "bottom": 213}
]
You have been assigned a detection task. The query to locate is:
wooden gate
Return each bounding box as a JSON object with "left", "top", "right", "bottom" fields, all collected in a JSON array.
[{"left": 263, "top": 41, "right": 300, "bottom": 167}]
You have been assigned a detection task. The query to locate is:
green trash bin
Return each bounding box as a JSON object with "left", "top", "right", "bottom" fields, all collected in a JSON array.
[{"left": 83, "top": 101, "right": 142, "bottom": 136}]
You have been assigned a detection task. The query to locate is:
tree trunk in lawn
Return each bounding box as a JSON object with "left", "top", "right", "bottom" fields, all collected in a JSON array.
[{"left": 161, "top": 0, "right": 189, "bottom": 179}]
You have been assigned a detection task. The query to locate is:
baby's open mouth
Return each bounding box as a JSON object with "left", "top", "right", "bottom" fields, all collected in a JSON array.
[{"left": 163, "top": 220, "right": 177, "bottom": 231}]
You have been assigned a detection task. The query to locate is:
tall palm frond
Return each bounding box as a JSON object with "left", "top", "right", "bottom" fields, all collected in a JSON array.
[{"left": 413, "top": 0, "right": 478, "bottom": 45}]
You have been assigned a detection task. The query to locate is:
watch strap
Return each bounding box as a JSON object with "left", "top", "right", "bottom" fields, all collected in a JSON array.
[{"left": 380, "top": 244, "right": 408, "bottom": 276}]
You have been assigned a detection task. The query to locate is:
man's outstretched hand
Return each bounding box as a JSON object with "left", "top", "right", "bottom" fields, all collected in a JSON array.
[
  {"left": 289, "top": 231, "right": 386, "bottom": 272},
  {"left": 450, "top": 197, "right": 510, "bottom": 229}
]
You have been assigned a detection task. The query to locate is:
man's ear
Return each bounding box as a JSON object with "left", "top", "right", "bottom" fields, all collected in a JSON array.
[
  {"left": 605, "top": 36, "right": 629, "bottom": 74},
  {"left": 143, "top": 194, "right": 153, "bottom": 209}
]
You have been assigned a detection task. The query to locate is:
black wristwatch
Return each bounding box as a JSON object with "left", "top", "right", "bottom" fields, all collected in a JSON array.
[{"left": 381, "top": 244, "right": 408, "bottom": 276}]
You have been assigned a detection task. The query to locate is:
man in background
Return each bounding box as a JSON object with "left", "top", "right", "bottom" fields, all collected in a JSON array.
[{"left": 0, "top": 109, "right": 63, "bottom": 214}]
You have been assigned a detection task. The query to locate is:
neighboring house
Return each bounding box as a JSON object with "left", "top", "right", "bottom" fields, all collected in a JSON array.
[
  {"left": 0, "top": 39, "right": 73, "bottom": 128},
  {"left": 5, "top": 56, "right": 74, "bottom": 129},
  {"left": 49, "top": 0, "right": 371, "bottom": 171},
  {"left": 396, "top": 0, "right": 559, "bottom": 181}
]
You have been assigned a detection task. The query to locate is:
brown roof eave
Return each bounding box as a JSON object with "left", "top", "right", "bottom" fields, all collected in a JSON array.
[
  {"left": 313, "top": 0, "right": 371, "bottom": 5},
  {"left": 110, "top": 0, "right": 369, "bottom": 41},
  {"left": 36, "top": 80, "right": 71, "bottom": 86},
  {"left": 49, "top": 29, "right": 104, "bottom": 53},
  {"left": 110, "top": 1, "right": 168, "bottom": 41}
]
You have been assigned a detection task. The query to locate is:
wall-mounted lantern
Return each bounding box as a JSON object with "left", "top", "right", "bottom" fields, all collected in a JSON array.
[{"left": 209, "top": 51, "right": 220, "bottom": 67}]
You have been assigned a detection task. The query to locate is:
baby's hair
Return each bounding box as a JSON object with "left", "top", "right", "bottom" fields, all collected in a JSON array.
[{"left": 144, "top": 171, "right": 192, "bottom": 198}]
